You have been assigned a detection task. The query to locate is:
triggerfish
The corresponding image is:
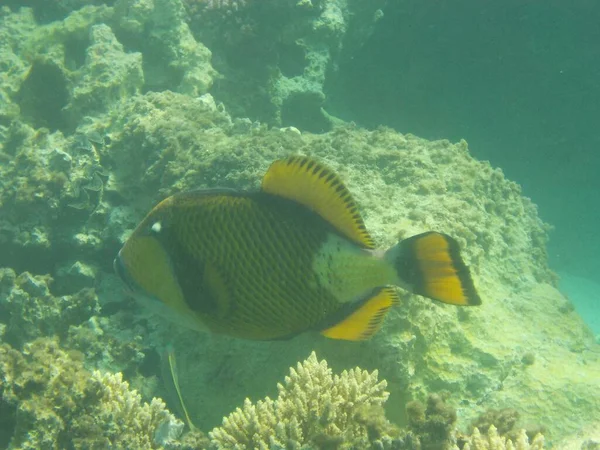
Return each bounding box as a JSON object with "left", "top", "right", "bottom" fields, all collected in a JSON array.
[{"left": 114, "top": 156, "right": 481, "bottom": 341}]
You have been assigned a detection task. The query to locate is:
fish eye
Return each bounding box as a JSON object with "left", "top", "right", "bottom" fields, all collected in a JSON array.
[{"left": 150, "top": 221, "right": 162, "bottom": 234}]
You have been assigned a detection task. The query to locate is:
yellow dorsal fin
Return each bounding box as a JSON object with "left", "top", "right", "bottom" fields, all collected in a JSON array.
[
  {"left": 261, "top": 156, "right": 375, "bottom": 249},
  {"left": 320, "top": 287, "right": 399, "bottom": 341}
]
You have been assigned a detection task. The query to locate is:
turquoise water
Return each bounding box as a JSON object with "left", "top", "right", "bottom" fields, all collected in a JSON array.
[{"left": 1, "top": 0, "right": 599, "bottom": 448}]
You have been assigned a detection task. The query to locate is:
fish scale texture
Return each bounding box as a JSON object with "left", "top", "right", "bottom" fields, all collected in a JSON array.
[{"left": 162, "top": 192, "right": 342, "bottom": 339}]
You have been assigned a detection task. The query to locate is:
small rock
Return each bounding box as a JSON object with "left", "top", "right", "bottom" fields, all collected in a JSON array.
[
  {"left": 49, "top": 148, "right": 73, "bottom": 172},
  {"left": 17, "top": 272, "right": 51, "bottom": 297},
  {"left": 279, "top": 126, "right": 301, "bottom": 135},
  {"left": 57, "top": 261, "right": 97, "bottom": 292}
]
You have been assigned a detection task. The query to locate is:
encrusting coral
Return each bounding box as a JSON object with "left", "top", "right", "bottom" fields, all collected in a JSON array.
[
  {"left": 0, "top": 337, "right": 193, "bottom": 449},
  {"left": 208, "top": 351, "right": 397, "bottom": 449}
]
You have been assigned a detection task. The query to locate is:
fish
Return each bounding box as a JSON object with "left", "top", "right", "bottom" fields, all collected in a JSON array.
[{"left": 114, "top": 156, "right": 481, "bottom": 341}]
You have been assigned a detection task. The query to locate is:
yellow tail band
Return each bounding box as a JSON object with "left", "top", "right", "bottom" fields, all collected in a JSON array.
[{"left": 388, "top": 232, "right": 481, "bottom": 306}]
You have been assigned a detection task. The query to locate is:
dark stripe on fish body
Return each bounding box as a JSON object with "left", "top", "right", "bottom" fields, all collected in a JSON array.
[{"left": 159, "top": 190, "right": 346, "bottom": 340}]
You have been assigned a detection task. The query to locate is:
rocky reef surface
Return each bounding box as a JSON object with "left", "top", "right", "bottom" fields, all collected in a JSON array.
[{"left": 0, "top": 0, "right": 599, "bottom": 448}]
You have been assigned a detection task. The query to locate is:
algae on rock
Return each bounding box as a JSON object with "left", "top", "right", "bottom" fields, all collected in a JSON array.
[
  {"left": 0, "top": 269, "right": 100, "bottom": 346},
  {"left": 114, "top": 0, "right": 218, "bottom": 95},
  {"left": 1, "top": 0, "right": 215, "bottom": 133},
  {"left": 184, "top": 0, "right": 385, "bottom": 131},
  {"left": 0, "top": 267, "right": 151, "bottom": 380},
  {"left": 62, "top": 22, "right": 144, "bottom": 127}
]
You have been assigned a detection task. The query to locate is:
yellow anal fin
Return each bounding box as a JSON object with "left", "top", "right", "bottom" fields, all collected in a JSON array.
[
  {"left": 261, "top": 156, "right": 375, "bottom": 249},
  {"left": 405, "top": 232, "right": 481, "bottom": 306},
  {"left": 320, "top": 287, "right": 399, "bottom": 341}
]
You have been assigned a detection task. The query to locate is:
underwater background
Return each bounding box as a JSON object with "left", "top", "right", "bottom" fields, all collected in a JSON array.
[{"left": 0, "top": 0, "right": 598, "bottom": 449}]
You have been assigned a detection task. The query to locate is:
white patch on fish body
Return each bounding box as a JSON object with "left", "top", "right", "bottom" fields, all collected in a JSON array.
[{"left": 312, "top": 233, "right": 395, "bottom": 303}]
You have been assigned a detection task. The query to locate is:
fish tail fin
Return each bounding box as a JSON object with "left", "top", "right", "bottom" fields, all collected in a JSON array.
[
  {"left": 385, "top": 231, "right": 481, "bottom": 306},
  {"left": 319, "top": 287, "right": 400, "bottom": 341}
]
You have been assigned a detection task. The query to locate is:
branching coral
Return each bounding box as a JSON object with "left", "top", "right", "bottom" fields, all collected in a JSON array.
[
  {"left": 469, "top": 408, "right": 545, "bottom": 444},
  {"left": 207, "top": 353, "right": 549, "bottom": 450},
  {"left": 0, "top": 339, "right": 548, "bottom": 449},
  {"left": 456, "top": 425, "right": 545, "bottom": 450},
  {"left": 77, "top": 370, "right": 185, "bottom": 448},
  {"left": 208, "top": 351, "right": 396, "bottom": 449},
  {"left": 0, "top": 337, "right": 189, "bottom": 449}
]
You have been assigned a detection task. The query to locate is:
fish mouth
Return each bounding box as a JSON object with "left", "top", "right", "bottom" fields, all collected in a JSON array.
[{"left": 114, "top": 251, "right": 136, "bottom": 293}]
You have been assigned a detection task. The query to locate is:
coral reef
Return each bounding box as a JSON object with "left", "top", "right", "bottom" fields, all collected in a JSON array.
[
  {"left": 209, "top": 353, "right": 548, "bottom": 450},
  {"left": 470, "top": 408, "right": 544, "bottom": 444},
  {"left": 0, "top": 343, "right": 548, "bottom": 450},
  {"left": 456, "top": 425, "right": 544, "bottom": 450},
  {"left": 1, "top": 1, "right": 600, "bottom": 447},
  {"left": 0, "top": 268, "right": 99, "bottom": 346},
  {"left": 184, "top": 0, "right": 387, "bottom": 131},
  {"left": 208, "top": 351, "right": 395, "bottom": 449},
  {"left": 0, "top": 337, "right": 191, "bottom": 449},
  {"left": 3, "top": 81, "right": 597, "bottom": 441}
]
